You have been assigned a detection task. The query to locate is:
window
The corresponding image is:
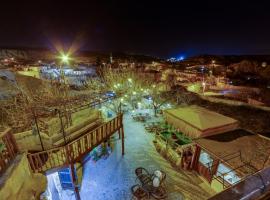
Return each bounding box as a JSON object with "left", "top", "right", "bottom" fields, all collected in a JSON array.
[
  {"left": 216, "top": 163, "right": 240, "bottom": 184},
  {"left": 199, "top": 150, "right": 213, "bottom": 168}
]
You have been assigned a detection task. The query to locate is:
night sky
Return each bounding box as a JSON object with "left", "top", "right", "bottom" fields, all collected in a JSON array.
[{"left": 1, "top": 1, "right": 270, "bottom": 58}]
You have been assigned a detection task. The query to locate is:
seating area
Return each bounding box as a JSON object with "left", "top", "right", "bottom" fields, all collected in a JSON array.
[
  {"left": 131, "top": 167, "right": 167, "bottom": 199},
  {"left": 132, "top": 113, "right": 152, "bottom": 122}
]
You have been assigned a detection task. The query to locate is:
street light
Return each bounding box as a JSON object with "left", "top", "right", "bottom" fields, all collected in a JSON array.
[
  {"left": 61, "top": 54, "right": 70, "bottom": 64},
  {"left": 58, "top": 53, "right": 71, "bottom": 84}
]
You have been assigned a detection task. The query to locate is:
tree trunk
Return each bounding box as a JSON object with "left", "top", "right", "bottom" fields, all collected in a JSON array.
[{"left": 154, "top": 105, "right": 158, "bottom": 117}]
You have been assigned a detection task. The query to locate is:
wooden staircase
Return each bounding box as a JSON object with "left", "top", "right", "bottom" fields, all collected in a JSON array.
[{"left": 27, "top": 114, "right": 124, "bottom": 173}]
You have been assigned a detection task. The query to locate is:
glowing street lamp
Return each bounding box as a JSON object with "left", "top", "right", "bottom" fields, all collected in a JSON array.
[
  {"left": 58, "top": 53, "right": 71, "bottom": 84},
  {"left": 61, "top": 54, "right": 70, "bottom": 63}
]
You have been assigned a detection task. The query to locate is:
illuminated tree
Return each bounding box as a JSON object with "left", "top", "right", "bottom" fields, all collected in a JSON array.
[{"left": 95, "top": 67, "right": 153, "bottom": 113}]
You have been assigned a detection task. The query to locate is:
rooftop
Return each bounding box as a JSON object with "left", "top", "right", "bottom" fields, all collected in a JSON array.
[
  {"left": 164, "top": 106, "right": 238, "bottom": 131},
  {"left": 194, "top": 129, "right": 270, "bottom": 174}
]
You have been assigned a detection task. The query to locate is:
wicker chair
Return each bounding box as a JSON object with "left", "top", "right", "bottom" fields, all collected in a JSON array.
[
  {"left": 131, "top": 184, "right": 148, "bottom": 200},
  {"left": 151, "top": 186, "right": 167, "bottom": 199},
  {"left": 135, "top": 167, "right": 152, "bottom": 186}
]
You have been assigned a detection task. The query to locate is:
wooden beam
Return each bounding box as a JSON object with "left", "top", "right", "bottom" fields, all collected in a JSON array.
[
  {"left": 121, "top": 127, "right": 125, "bottom": 156},
  {"left": 70, "top": 163, "right": 81, "bottom": 200}
]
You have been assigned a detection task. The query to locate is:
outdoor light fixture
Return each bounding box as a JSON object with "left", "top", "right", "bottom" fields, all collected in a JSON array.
[
  {"left": 128, "top": 78, "right": 132, "bottom": 82},
  {"left": 60, "top": 53, "right": 70, "bottom": 64}
]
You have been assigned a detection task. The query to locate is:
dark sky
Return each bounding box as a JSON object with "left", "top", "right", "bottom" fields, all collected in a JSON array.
[{"left": 1, "top": 0, "right": 270, "bottom": 58}]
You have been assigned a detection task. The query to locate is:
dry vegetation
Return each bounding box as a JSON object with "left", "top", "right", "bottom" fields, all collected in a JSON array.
[{"left": 0, "top": 74, "right": 97, "bottom": 133}]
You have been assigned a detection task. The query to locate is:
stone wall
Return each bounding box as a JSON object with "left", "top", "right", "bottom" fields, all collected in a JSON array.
[
  {"left": 0, "top": 153, "right": 47, "bottom": 200},
  {"left": 201, "top": 95, "right": 270, "bottom": 112}
]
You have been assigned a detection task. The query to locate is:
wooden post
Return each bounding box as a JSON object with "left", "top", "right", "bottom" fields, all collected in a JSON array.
[
  {"left": 58, "top": 110, "right": 67, "bottom": 145},
  {"left": 70, "top": 163, "right": 81, "bottom": 200},
  {"left": 118, "top": 129, "right": 121, "bottom": 139},
  {"left": 32, "top": 109, "right": 44, "bottom": 151},
  {"left": 121, "top": 127, "right": 125, "bottom": 156},
  {"left": 190, "top": 145, "right": 201, "bottom": 170}
]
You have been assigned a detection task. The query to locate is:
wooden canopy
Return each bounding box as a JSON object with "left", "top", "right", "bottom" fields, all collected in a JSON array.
[{"left": 163, "top": 106, "right": 238, "bottom": 138}]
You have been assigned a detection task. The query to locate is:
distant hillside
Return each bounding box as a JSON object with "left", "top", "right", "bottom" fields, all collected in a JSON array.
[
  {"left": 0, "top": 47, "right": 158, "bottom": 63},
  {"left": 187, "top": 54, "right": 270, "bottom": 66}
]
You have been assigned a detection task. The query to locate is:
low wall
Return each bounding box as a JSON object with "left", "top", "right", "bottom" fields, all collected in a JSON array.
[
  {"left": 51, "top": 110, "right": 102, "bottom": 144},
  {"left": 201, "top": 96, "right": 270, "bottom": 112},
  {"left": 46, "top": 109, "right": 101, "bottom": 137},
  {"left": 0, "top": 153, "right": 47, "bottom": 200},
  {"left": 209, "top": 85, "right": 260, "bottom": 94},
  {"left": 14, "top": 109, "right": 102, "bottom": 151},
  {"left": 14, "top": 130, "right": 52, "bottom": 152},
  {"left": 153, "top": 135, "right": 193, "bottom": 169}
]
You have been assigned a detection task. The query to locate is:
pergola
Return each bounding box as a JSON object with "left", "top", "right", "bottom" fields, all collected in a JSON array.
[{"left": 163, "top": 106, "right": 238, "bottom": 139}]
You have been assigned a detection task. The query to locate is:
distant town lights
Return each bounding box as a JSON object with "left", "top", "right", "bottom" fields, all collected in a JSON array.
[{"left": 178, "top": 56, "right": 184, "bottom": 61}]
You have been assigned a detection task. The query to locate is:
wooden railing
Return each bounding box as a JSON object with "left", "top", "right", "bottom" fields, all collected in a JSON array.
[
  {"left": 0, "top": 128, "right": 19, "bottom": 174},
  {"left": 27, "top": 114, "right": 123, "bottom": 173}
]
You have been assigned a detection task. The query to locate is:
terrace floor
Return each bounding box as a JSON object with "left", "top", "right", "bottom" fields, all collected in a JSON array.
[{"left": 49, "top": 110, "right": 216, "bottom": 200}]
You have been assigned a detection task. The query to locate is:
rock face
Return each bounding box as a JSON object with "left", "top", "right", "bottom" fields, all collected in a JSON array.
[
  {"left": 229, "top": 60, "right": 258, "bottom": 74},
  {"left": 0, "top": 153, "right": 47, "bottom": 200}
]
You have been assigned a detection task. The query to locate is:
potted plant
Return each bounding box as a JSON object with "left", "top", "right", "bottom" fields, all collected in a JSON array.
[{"left": 0, "top": 140, "right": 5, "bottom": 153}]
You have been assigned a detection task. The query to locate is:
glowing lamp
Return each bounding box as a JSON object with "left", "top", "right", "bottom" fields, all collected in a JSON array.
[{"left": 61, "top": 54, "right": 70, "bottom": 63}]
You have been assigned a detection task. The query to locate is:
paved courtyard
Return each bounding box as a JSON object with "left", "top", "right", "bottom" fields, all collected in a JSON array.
[{"left": 78, "top": 112, "right": 216, "bottom": 200}]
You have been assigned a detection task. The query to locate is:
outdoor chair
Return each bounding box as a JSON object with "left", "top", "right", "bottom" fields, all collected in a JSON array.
[
  {"left": 159, "top": 170, "right": 166, "bottom": 186},
  {"left": 151, "top": 186, "right": 167, "bottom": 199},
  {"left": 131, "top": 184, "right": 148, "bottom": 200},
  {"left": 135, "top": 167, "right": 152, "bottom": 186}
]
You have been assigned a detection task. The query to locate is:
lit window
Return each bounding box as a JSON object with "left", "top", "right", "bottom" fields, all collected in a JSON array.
[
  {"left": 199, "top": 150, "right": 213, "bottom": 168},
  {"left": 216, "top": 163, "right": 241, "bottom": 184}
]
